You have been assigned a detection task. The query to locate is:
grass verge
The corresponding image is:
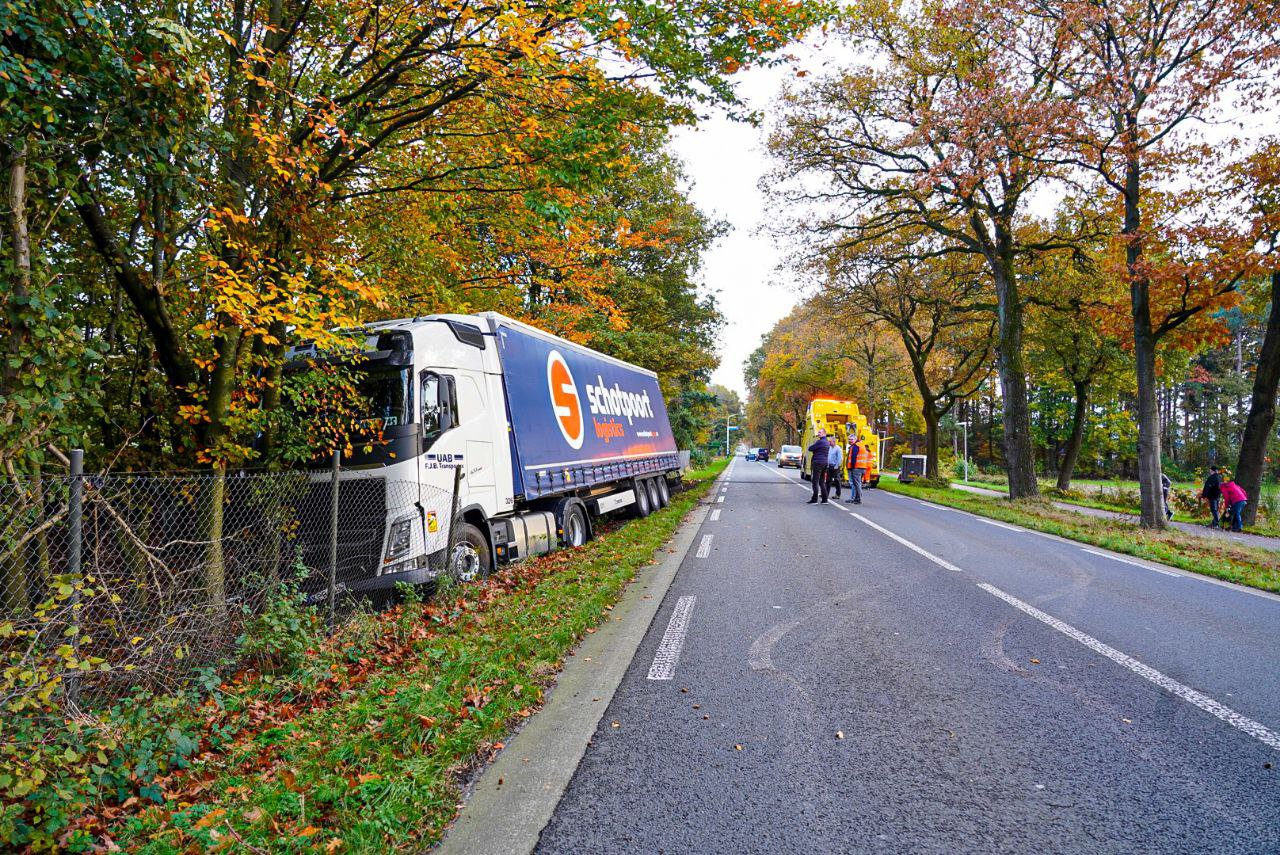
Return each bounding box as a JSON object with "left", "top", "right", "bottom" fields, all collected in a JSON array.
[
  {"left": 71, "top": 459, "right": 728, "bottom": 853},
  {"left": 882, "top": 478, "right": 1280, "bottom": 594},
  {"left": 951, "top": 477, "right": 1280, "bottom": 539}
]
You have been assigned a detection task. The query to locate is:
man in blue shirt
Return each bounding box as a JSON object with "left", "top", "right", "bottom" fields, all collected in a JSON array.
[
  {"left": 827, "top": 439, "right": 844, "bottom": 500},
  {"left": 807, "top": 429, "right": 832, "bottom": 504}
]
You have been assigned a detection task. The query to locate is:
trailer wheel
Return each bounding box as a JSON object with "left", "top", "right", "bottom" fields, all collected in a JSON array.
[
  {"left": 655, "top": 476, "right": 671, "bottom": 507},
  {"left": 645, "top": 478, "right": 662, "bottom": 511},
  {"left": 451, "top": 523, "right": 492, "bottom": 582},
  {"left": 633, "top": 479, "right": 653, "bottom": 518},
  {"left": 562, "top": 503, "right": 590, "bottom": 547}
]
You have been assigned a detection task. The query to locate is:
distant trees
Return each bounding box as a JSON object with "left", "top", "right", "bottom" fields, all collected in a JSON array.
[{"left": 827, "top": 249, "right": 994, "bottom": 477}]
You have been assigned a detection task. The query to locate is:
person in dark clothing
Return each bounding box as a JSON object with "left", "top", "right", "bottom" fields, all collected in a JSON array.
[
  {"left": 807, "top": 430, "right": 832, "bottom": 504},
  {"left": 1200, "top": 466, "right": 1222, "bottom": 528}
]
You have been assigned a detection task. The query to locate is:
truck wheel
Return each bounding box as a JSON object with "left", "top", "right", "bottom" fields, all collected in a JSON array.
[
  {"left": 562, "top": 503, "right": 589, "bottom": 547},
  {"left": 801, "top": 470, "right": 810, "bottom": 481},
  {"left": 633, "top": 479, "right": 653, "bottom": 518},
  {"left": 656, "top": 476, "right": 671, "bottom": 507},
  {"left": 646, "top": 478, "right": 662, "bottom": 511},
  {"left": 451, "top": 523, "right": 492, "bottom": 582}
]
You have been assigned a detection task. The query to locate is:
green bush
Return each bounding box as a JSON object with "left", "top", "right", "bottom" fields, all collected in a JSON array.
[
  {"left": 236, "top": 571, "right": 323, "bottom": 674},
  {"left": 913, "top": 476, "right": 952, "bottom": 489},
  {"left": 0, "top": 575, "right": 209, "bottom": 850}
]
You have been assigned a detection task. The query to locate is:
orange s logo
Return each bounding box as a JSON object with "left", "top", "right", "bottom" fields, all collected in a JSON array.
[{"left": 547, "top": 350, "right": 584, "bottom": 449}]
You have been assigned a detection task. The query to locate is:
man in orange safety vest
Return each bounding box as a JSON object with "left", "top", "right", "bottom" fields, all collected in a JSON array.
[{"left": 846, "top": 435, "right": 872, "bottom": 505}]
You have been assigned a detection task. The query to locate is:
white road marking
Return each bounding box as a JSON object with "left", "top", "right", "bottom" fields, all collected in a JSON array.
[
  {"left": 848, "top": 511, "right": 965, "bottom": 574},
  {"left": 710, "top": 509, "right": 721, "bottom": 521},
  {"left": 716, "top": 495, "right": 724, "bottom": 503},
  {"left": 647, "top": 596, "right": 696, "bottom": 680},
  {"left": 978, "top": 582, "right": 1280, "bottom": 752},
  {"left": 978, "top": 518, "right": 1023, "bottom": 532},
  {"left": 696, "top": 534, "right": 714, "bottom": 558},
  {"left": 1081, "top": 548, "right": 1180, "bottom": 577}
]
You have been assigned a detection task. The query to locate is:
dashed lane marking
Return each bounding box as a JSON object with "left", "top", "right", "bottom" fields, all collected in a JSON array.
[
  {"left": 647, "top": 596, "right": 696, "bottom": 680},
  {"left": 716, "top": 495, "right": 724, "bottom": 503},
  {"left": 696, "top": 534, "right": 714, "bottom": 558},
  {"left": 710, "top": 509, "right": 721, "bottom": 521},
  {"left": 978, "top": 582, "right": 1280, "bottom": 751},
  {"left": 1081, "top": 548, "right": 1180, "bottom": 577}
]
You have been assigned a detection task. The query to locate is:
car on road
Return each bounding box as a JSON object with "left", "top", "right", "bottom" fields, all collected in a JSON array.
[
  {"left": 745, "top": 449, "right": 758, "bottom": 461},
  {"left": 757, "top": 448, "right": 770, "bottom": 462},
  {"left": 777, "top": 445, "right": 802, "bottom": 468}
]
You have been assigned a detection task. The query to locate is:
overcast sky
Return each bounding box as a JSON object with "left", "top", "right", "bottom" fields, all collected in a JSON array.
[{"left": 669, "top": 40, "right": 839, "bottom": 399}]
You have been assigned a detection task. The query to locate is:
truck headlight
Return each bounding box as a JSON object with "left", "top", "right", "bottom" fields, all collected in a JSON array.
[{"left": 384, "top": 516, "right": 414, "bottom": 563}]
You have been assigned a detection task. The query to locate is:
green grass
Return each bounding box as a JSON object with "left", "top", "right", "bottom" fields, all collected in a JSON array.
[
  {"left": 952, "top": 474, "right": 1280, "bottom": 538},
  {"left": 882, "top": 477, "right": 1280, "bottom": 594},
  {"left": 96, "top": 459, "right": 729, "bottom": 853}
]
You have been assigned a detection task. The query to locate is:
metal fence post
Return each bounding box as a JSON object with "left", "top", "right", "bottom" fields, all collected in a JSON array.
[
  {"left": 445, "top": 463, "right": 463, "bottom": 574},
  {"left": 65, "top": 449, "right": 83, "bottom": 708},
  {"left": 327, "top": 449, "right": 340, "bottom": 630}
]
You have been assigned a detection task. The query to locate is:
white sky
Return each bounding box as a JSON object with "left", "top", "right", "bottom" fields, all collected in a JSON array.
[{"left": 670, "top": 39, "right": 844, "bottom": 398}]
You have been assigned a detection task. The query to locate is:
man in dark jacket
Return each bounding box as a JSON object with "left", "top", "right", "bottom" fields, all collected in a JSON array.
[
  {"left": 1201, "top": 465, "right": 1222, "bottom": 528},
  {"left": 807, "top": 429, "right": 832, "bottom": 504}
]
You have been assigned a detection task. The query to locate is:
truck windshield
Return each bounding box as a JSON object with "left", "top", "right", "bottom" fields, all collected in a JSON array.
[{"left": 357, "top": 366, "right": 413, "bottom": 430}]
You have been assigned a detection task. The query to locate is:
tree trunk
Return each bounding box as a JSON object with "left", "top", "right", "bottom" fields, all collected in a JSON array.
[
  {"left": 922, "top": 403, "right": 940, "bottom": 479},
  {"left": 1235, "top": 270, "right": 1280, "bottom": 526},
  {"left": 1056, "top": 380, "right": 1090, "bottom": 491},
  {"left": 990, "top": 259, "right": 1038, "bottom": 499}
]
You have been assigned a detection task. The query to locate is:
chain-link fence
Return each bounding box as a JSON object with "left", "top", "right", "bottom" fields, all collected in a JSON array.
[{"left": 0, "top": 458, "right": 461, "bottom": 711}]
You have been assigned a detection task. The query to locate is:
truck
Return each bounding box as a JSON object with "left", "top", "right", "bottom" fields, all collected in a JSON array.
[
  {"left": 284, "top": 313, "right": 682, "bottom": 595},
  {"left": 799, "top": 398, "right": 881, "bottom": 488}
]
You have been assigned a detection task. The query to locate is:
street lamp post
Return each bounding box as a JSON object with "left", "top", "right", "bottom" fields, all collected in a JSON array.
[
  {"left": 956, "top": 421, "right": 970, "bottom": 482},
  {"left": 725, "top": 411, "right": 741, "bottom": 456}
]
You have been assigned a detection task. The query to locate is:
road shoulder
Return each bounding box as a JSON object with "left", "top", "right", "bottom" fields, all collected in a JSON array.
[{"left": 433, "top": 474, "right": 722, "bottom": 855}]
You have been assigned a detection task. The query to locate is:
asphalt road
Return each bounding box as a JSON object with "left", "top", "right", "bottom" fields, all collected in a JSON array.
[{"left": 535, "top": 458, "right": 1280, "bottom": 854}]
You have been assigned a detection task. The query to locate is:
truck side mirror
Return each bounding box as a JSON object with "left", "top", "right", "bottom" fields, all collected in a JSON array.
[{"left": 437, "top": 376, "right": 456, "bottom": 432}]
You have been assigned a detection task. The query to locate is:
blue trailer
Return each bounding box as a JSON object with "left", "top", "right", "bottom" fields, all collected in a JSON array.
[{"left": 492, "top": 317, "right": 681, "bottom": 501}]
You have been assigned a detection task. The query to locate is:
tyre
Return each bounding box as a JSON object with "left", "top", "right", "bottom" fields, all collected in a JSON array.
[
  {"left": 451, "top": 523, "right": 492, "bottom": 582},
  {"left": 801, "top": 469, "right": 810, "bottom": 481},
  {"left": 655, "top": 476, "right": 671, "bottom": 507},
  {"left": 646, "top": 478, "right": 662, "bottom": 511},
  {"left": 633, "top": 479, "right": 653, "bottom": 517},
  {"left": 561, "top": 503, "right": 589, "bottom": 547}
]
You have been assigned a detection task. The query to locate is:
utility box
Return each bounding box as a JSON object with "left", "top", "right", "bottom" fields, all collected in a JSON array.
[{"left": 899, "top": 454, "right": 928, "bottom": 483}]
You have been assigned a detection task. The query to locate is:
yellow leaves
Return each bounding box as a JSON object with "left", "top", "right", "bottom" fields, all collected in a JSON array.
[{"left": 177, "top": 404, "right": 208, "bottom": 425}]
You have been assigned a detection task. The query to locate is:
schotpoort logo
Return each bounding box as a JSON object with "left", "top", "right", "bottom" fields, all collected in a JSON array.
[{"left": 547, "top": 350, "right": 584, "bottom": 449}]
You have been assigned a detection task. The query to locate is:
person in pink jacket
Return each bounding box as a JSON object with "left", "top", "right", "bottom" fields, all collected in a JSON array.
[{"left": 1220, "top": 477, "right": 1248, "bottom": 532}]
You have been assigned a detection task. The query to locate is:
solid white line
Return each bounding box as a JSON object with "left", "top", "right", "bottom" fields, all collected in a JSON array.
[
  {"left": 848, "top": 511, "right": 965, "bottom": 574},
  {"left": 978, "top": 517, "right": 1023, "bottom": 532},
  {"left": 710, "top": 509, "right": 721, "bottom": 521},
  {"left": 716, "top": 495, "right": 724, "bottom": 503},
  {"left": 696, "top": 534, "right": 714, "bottom": 558},
  {"left": 1081, "top": 548, "right": 1180, "bottom": 577},
  {"left": 647, "top": 596, "right": 696, "bottom": 680},
  {"left": 978, "top": 582, "right": 1280, "bottom": 751}
]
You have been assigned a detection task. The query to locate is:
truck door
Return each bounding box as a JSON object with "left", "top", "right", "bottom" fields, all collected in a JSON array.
[{"left": 456, "top": 373, "right": 495, "bottom": 493}]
